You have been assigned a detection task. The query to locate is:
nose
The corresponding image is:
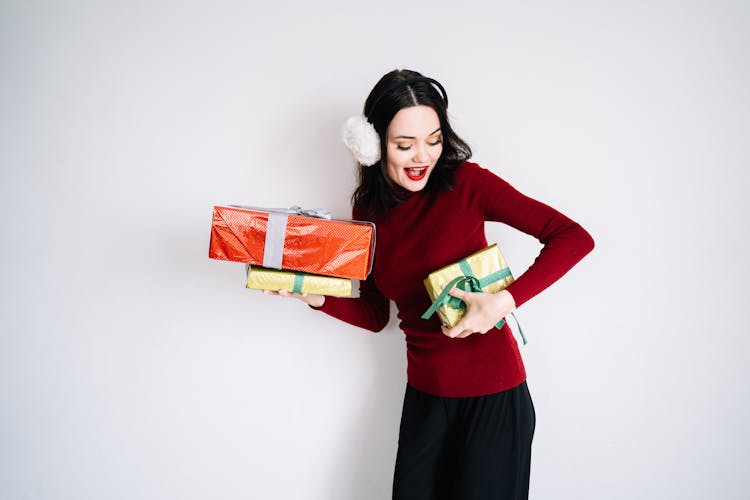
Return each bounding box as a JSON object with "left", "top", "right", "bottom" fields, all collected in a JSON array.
[{"left": 412, "top": 143, "right": 428, "bottom": 163}]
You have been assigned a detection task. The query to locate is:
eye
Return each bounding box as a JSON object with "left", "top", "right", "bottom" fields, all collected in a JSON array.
[
  {"left": 396, "top": 144, "right": 412, "bottom": 151},
  {"left": 428, "top": 139, "right": 443, "bottom": 146}
]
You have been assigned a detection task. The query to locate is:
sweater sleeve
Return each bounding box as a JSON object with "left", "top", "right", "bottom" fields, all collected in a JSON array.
[
  {"left": 310, "top": 274, "right": 390, "bottom": 332},
  {"left": 467, "top": 164, "right": 595, "bottom": 308}
]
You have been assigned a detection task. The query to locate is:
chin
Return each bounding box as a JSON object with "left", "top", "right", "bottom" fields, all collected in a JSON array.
[{"left": 399, "top": 177, "right": 429, "bottom": 192}]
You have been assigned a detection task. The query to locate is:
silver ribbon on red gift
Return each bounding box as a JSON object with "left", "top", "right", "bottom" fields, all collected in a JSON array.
[{"left": 229, "top": 205, "right": 332, "bottom": 270}]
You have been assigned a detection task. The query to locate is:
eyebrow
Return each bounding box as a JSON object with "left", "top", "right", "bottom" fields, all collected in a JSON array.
[{"left": 392, "top": 127, "right": 442, "bottom": 140}]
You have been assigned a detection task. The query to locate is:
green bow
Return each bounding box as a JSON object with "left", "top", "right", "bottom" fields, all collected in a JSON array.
[{"left": 421, "top": 272, "right": 526, "bottom": 345}]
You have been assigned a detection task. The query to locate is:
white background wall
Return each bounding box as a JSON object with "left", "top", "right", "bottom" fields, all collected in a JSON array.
[{"left": 2, "top": 1, "right": 748, "bottom": 499}]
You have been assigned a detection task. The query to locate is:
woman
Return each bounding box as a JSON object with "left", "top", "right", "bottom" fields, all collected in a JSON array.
[{"left": 268, "top": 69, "right": 594, "bottom": 499}]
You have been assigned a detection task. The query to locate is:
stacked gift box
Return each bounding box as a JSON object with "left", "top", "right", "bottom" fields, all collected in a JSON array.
[{"left": 209, "top": 205, "right": 376, "bottom": 297}]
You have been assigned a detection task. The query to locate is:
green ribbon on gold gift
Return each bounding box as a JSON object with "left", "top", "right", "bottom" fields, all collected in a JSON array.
[
  {"left": 292, "top": 272, "right": 305, "bottom": 294},
  {"left": 421, "top": 260, "right": 527, "bottom": 345}
]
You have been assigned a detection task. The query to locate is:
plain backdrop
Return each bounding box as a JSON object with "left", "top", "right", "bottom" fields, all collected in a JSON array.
[{"left": 2, "top": 1, "right": 749, "bottom": 499}]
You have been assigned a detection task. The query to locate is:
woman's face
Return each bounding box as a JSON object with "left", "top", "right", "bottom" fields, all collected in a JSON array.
[{"left": 385, "top": 105, "right": 443, "bottom": 192}]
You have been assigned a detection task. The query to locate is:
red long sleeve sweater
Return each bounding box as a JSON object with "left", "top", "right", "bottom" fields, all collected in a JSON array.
[{"left": 315, "top": 161, "right": 594, "bottom": 397}]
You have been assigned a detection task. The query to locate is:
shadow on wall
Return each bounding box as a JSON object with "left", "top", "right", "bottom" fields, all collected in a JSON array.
[{"left": 346, "top": 306, "right": 406, "bottom": 500}]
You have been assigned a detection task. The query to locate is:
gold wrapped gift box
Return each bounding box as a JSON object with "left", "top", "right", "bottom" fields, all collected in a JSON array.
[
  {"left": 422, "top": 244, "right": 514, "bottom": 328},
  {"left": 246, "top": 265, "right": 352, "bottom": 297}
]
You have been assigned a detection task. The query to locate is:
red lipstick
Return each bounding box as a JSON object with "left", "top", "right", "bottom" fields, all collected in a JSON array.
[{"left": 404, "top": 166, "right": 428, "bottom": 181}]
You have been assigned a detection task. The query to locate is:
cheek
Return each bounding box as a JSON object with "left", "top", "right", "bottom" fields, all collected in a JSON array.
[
  {"left": 387, "top": 149, "right": 408, "bottom": 171},
  {"left": 385, "top": 158, "right": 401, "bottom": 183}
]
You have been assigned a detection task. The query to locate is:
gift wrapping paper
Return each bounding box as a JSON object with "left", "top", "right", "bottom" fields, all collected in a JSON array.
[
  {"left": 423, "top": 244, "right": 514, "bottom": 328},
  {"left": 246, "top": 265, "right": 352, "bottom": 297},
  {"left": 209, "top": 205, "right": 375, "bottom": 280}
]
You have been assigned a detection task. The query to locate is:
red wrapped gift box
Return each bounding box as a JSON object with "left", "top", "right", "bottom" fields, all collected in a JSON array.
[{"left": 209, "top": 205, "right": 375, "bottom": 280}]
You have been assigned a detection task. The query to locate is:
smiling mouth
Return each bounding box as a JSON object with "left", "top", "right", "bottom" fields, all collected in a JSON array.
[{"left": 404, "top": 167, "right": 428, "bottom": 181}]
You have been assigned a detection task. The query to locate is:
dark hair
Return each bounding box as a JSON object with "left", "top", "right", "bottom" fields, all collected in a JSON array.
[{"left": 351, "top": 69, "right": 472, "bottom": 216}]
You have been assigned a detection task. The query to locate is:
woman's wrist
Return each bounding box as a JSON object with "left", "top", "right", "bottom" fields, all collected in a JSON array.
[{"left": 496, "top": 289, "right": 516, "bottom": 315}]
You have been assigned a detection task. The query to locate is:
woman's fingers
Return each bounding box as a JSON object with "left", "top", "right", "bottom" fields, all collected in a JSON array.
[
  {"left": 442, "top": 323, "right": 474, "bottom": 339},
  {"left": 262, "top": 288, "right": 297, "bottom": 298},
  {"left": 259, "top": 288, "right": 324, "bottom": 307},
  {"left": 456, "top": 329, "right": 474, "bottom": 338},
  {"left": 440, "top": 290, "right": 516, "bottom": 338},
  {"left": 447, "top": 287, "right": 470, "bottom": 302}
]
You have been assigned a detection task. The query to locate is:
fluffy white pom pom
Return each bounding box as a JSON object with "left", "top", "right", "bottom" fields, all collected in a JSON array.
[{"left": 341, "top": 115, "right": 381, "bottom": 166}]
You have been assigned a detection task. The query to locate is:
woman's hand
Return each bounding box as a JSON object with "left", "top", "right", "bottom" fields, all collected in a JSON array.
[
  {"left": 261, "top": 289, "right": 325, "bottom": 308},
  {"left": 441, "top": 289, "right": 516, "bottom": 339}
]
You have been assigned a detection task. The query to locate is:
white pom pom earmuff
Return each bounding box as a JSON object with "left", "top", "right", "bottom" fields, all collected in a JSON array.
[{"left": 341, "top": 115, "right": 381, "bottom": 166}]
